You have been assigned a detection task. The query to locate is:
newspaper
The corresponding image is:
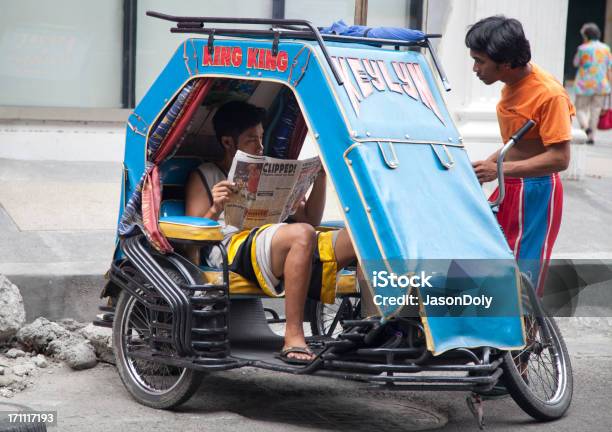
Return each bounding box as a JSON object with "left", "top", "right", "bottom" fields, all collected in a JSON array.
[{"left": 224, "top": 150, "right": 322, "bottom": 230}]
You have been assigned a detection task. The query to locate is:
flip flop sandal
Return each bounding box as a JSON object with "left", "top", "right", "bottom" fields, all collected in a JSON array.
[{"left": 276, "top": 346, "right": 315, "bottom": 365}]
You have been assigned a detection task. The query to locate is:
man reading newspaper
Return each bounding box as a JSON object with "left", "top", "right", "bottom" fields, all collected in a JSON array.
[{"left": 185, "top": 101, "right": 357, "bottom": 364}]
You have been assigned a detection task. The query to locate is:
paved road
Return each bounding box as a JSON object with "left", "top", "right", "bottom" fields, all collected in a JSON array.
[{"left": 9, "top": 323, "right": 612, "bottom": 431}]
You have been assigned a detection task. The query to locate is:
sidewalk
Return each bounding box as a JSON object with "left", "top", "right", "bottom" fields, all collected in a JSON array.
[
  {"left": 555, "top": 128, "right": 612, "bottom": 257},
  {"left": 0, "top": 159, "right": 121, "bottom": 321},
  {"left": 0, "top": 131, "right": 611, "bottom": 321}
]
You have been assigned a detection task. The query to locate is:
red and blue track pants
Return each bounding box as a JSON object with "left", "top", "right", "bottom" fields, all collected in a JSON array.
[{"left": 490, "top": 173, "right": 563, "bottom": 297}]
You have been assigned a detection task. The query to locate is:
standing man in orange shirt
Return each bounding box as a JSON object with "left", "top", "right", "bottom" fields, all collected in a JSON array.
[{"left": 466, "top": 16, "right": 574, "bottom": 297}]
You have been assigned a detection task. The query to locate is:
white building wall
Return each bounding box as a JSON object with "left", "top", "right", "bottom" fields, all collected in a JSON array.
[
  {"left": 0, "top": 1, "right": 580, "bottom": 165},
  {"left": 0, "top": 120, "right": 125, "bottom": 162}
]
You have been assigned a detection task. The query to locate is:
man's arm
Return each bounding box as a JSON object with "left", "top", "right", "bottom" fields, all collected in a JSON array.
[
  {"left": 184, "top": 172, "right": 235, "bottom": 264},
  {"left": 472, "top": 141, "right": 570, "bottom": 183},
  {"left": 291, "top": 170, "right": 327, "bottom": 226},
  {"left": 185, "top": 172, "right": 234, "bottom": 220},
  {"left": 474, "top": 93, "right": 572, "bottom": 182},
  {"left": 503, "top": 141, "right": 570, "bottom": 177}
]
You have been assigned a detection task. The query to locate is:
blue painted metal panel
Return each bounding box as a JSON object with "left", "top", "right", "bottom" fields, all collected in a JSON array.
[{"left": 321, "top": 43, "right": 460, "bottom": 143}]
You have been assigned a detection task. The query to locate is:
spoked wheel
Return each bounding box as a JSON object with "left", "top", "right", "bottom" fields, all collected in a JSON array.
[
  {"left": 112, "top": 267, "right": 204, "bottom": 409},
  {"left": 502, "top": 277, "right": 573, "bottom": 421},
  {"left": 310, "top": 295, "right": 360, "bottom": 337}
]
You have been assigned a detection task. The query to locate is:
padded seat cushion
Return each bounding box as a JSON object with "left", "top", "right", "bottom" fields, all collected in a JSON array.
[
  {"left": 159, "top": 216, "right": 223, "bottom": 241},
  {"left": 335, "top": 269, "right": 357, "bottom": 295},
  {"left": 202, "top": 270, "right": 265, "bottom": 295}
]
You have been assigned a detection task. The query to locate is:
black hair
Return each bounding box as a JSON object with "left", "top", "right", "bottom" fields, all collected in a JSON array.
[
  {"left": 465, "top": 15, "right": 531, "bottom": 68},
  {"left": 581, "top": 23, "right": 601, "bottom": 41},
  {"left": 212, "top": 100, "right": 266, "bottom": 145}
]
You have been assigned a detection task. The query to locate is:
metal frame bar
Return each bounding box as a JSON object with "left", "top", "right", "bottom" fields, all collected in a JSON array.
[
  {"left": 124, "top": 345, "right": 503, "bottom": 391},
  {"left": 312, "top": 368, "right": 503, "bottom": 391},
  {"left": 489, "top": 120, "right": 535, "bottom": 208},
  {"left": 121, "top": 235, "right": 192, "bottom": 355},
  {"left": 145, "top": 11, "right": 449, "bottom": 89},
  {"left": 425, "top": 38, "right": 450, "bottom": 91},
  {"left": 112, "top": 233, "right": 231, "bottom": 358},
  {"left": 323, "top": 357, "right": 503, "bottom": 374},
  {"left": 170, "top": 26, "right": 439, "bottom": 48},
  {"left": 128, "top": 350, "right": 247, "bottom": 371}
]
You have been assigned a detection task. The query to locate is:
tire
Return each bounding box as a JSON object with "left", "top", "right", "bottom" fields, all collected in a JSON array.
[
  {"left": 310, "top": 295, "right": 359, "bottom": 337},
  {"left": 112, "top": 267, "right": 204, "bottom": 409},
  {"left": 502, "top": 313, "right": 573, "bottom": 421}
]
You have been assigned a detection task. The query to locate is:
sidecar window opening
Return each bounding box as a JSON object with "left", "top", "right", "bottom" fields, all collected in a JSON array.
[
  {"left": 159, "top": 77, "right": 313, "bottom": 215},
  {"left": 174, "top": 77, "right": 310, "bottom": 163}
]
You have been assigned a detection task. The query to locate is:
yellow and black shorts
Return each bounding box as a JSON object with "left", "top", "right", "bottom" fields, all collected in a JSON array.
[{"left": 223, "top": 224, "right": 339, "bottom": 304}]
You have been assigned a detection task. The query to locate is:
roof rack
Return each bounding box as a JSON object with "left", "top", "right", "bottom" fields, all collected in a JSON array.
[{"left": 147, "top": 11, "right": 451, "bottom": 91}]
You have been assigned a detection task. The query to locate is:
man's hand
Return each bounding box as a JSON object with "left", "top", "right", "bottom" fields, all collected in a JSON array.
[
  {"left": 210, "top": 180, "right": 236, "bottom": 215},
  {"left": 472, "top": 160, "right": 498, "bottom": 184}
]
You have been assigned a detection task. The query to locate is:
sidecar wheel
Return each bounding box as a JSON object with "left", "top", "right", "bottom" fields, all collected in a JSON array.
[
  {"left": 502, "top": 314, "right": 573, "bottom": 421},
  {"left": 112, "top": 268, "right": 204, "bottom": 409},
  {"left": 310, "top": 296, "right": 359, "bottom": 337}
]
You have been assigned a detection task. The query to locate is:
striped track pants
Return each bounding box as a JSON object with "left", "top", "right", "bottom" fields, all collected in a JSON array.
[{"left": 490, "top": 173, "right": 563, "bottom": 297}]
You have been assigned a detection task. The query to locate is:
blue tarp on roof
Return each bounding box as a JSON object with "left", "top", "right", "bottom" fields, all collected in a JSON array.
[{"left": 321, "top": 19, "right": 425, "bottom": 42}]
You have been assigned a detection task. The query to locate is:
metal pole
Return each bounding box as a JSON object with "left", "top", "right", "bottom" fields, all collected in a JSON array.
[
  {"left": 272, "top": 0, "right": 285, "bottom": 19},
  {"left": 122, "top": 0, "right": 137, "bottom": 108},
  {"left": 410, "top": 0, "right": 424, "bottom": 30},
  {"left": 354, "top": 0, "right": 368, "bottom": 25}
]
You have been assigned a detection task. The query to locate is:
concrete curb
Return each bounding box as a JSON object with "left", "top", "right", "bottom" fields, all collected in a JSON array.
[{"left": 8, "top": 273, "right": 105, "bottom": 323}]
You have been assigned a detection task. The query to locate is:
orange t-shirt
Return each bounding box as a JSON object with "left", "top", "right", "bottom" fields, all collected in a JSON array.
[{"left": 497, "top": 63, "right": 575, "bottom": 146}]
